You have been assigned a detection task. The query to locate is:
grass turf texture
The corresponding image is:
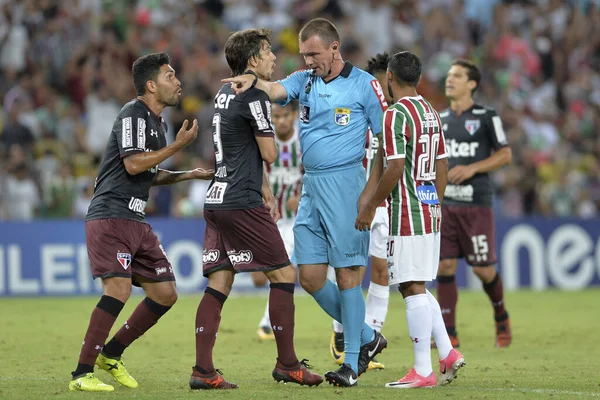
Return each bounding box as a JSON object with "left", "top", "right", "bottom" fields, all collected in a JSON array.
[{"left": 1, "top": 290, "right": 599, "bottom": 399}]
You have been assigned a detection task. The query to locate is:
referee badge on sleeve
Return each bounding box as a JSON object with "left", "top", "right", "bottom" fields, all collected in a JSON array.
[{"left": 334, "top": 108, "right": 351, "bottom": 126}]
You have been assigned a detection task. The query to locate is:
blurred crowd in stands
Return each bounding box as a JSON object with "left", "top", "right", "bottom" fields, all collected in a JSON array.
[{"left": 0, "top": 0, "right": 599, "bottom": 220}]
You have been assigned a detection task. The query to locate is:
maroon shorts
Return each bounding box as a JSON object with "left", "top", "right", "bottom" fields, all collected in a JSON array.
[
  {"left": 440, "top": 204, "right": 497, "bottom": 266},
  {"left": 202, "top": 205, "right": 290, "bottom": 277},
  {"left": 86, "top": 219, "right": 174, "bottom": 286}
]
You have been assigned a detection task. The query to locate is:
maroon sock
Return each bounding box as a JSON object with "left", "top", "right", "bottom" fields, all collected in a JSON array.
[
  {"left": 269, "top": 283, "right": 298, "bottom": 368},
  {"left": 436, "top": 275, "right": 458, "bottom": 336},
  {"left": 102, "top": 297, "right": 172, "bottom": 358},
  {"left": 194, "top": 287, "right": 226, "bottom": 373},
  {"left": 483, "top": 272, "right": 508, "bottom": 320},
  {"left": 73, "top": 295, "right": 124, "bottom": 377}
]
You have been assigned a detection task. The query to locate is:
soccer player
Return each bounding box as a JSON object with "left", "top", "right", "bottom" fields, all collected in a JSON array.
[
  {"left": 224, "top": 18, "right": 389, "bottom": 387},
  {"left": 436, "top": 60, "right": 512, "bottom": 348},
  {"left": 69, "top": 53, "right": 214, "bottom": 392},
  {"left": 356, "top": 51, "right": 466, "bottom": 388},
  {"left": 329, "top": 53, "right": 391, "bottom": 371},
  {"left": 251, "top": 101, "right": 301, "bottom": 341},
  {"left": 190, "top": 28, "right": 322, "bottom": 390}
]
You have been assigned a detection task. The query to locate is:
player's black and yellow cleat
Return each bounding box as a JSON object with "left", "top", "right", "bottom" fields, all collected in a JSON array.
[
  {"left": 96, "top": 353, "right": 139, "bottom": 388},
  {"left": 257, "top": 326, "right": 275, "bottom": 341},
  {"left": 329, "top": 331, "right": 345, "bottom": 365},
  {"left": 367, "top": 357, "right": 385, "bottom": 370},
  {"left": 69, "top": 372, "right": 114, "bottom": 392}
]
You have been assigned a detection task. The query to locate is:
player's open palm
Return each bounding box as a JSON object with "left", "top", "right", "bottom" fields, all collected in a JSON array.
[{"left": 174, "top": 119, "right": 199, "bottom": 149}]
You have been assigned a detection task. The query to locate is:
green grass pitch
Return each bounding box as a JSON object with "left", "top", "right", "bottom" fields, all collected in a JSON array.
[{"left": 1, "top": 290, "right": 599, "bottom": 399}]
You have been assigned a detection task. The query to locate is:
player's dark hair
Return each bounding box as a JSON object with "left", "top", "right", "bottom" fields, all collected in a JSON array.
[
  {"left": 299, "top": 18, "right": 340, "bottom": 47},
  {"left": 452, "top": 59, "right": 481, "bottom": 95},
  {"left": 132, "top": 53, "right": 171, "bottom": 96},
  {"left": 388, "top": 51, "right": 421, "bottom": 88},
  {"left": 366, "top": 52, "right": 390, "bottom": 75},
  {"left": 225, "top": 28, "right": 272, "bottom": 77}
]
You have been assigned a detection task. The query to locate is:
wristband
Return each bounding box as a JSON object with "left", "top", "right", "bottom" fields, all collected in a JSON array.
[{"left": 244, "top": 70, "right": 259, "bottom": 89}]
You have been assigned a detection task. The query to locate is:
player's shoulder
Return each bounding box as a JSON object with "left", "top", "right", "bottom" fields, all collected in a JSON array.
[
  {"left": 119, "top": 99, "right": 148, "bottom": 120},
  {"left": 471, "top": 104, "right": 498, "bottom": 117}
]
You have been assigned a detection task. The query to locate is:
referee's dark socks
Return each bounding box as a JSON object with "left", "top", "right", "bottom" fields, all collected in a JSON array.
[
  {"left": 194, "top": 287, "right": 228, "bottom": 373},
  {"left": 103, "top": 297, "right": 172, "bottom": 359},
  {"left": 269, "top": 283, "right": 298, "bottom": 367},
  {"left": 72, "top": 295, "right": 124, "bottom": 378}
]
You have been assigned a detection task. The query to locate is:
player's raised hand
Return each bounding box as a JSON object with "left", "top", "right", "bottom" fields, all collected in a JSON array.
[
  {"left": 222, "top": 74, "right": 254, "bottom": 95},
  {"left": 448, "top": 165, "right": 476, "bottom": 185},
  {"left": 174, "top": 119, "right": 199, "bottom": 149},
  {"left": 355, "top": 204, "right": 376, "bottom": 231}
]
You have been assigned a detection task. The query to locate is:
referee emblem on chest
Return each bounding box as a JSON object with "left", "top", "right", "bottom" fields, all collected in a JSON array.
[
  {"left": 334, "top": 108, "right": 351, "bottom": 126},
  {"left": 465, "top": 119, "right": 480, "bottom": 135}
]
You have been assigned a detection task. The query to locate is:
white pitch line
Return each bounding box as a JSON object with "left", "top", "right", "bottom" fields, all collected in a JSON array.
[{"left": 461, "top": 386, "right": 600, "bottom": 397}]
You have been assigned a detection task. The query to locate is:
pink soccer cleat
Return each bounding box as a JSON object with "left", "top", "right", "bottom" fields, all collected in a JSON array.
[
  {"left": 438, "top": 348, "right": 466, "bottom": 386},
  {"left": 385, "top": 368, "right": 437, "bottom": 389}
]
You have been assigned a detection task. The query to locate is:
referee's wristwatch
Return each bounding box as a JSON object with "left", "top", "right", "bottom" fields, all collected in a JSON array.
[{"left": 244, "top": 70, "right": 259, "bottom": 89}]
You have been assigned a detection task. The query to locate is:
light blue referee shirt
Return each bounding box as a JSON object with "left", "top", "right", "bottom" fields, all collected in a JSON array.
[{"left": 278, "top": 62, "right": 387, "bottom": 171}]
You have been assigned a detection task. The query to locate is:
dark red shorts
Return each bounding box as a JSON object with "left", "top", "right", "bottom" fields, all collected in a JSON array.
[
  {"left": 86, "top": 219, "right": 174, "bottom": 286},
  {"left": 440, "top": 204, "right": 497, "bottom": 266},
  {"left": 202, "top": 205, "right": 290, "bottom": 277}
]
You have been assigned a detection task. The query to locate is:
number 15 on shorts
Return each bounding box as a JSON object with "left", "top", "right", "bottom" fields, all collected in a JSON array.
[{"left": 471, "top": 234, "right": 488, "bottom": 263}]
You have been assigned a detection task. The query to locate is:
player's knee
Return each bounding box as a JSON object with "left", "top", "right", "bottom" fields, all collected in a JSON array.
[
  {"left": 102, "top": 277, "right": 132, "bottom": 303},
  {"left": 473, "top": 265, "right": 496, "bottom": 283},
  {"left": 266, "top": 265, "right": 296, "bottom": 284},
  {"left": 438, "top": 259, "right": 457, "bottom": 276},
  {"left": 335, "top": 266, "right": 362, "bottom": 290},
  {"left": 251, "top": 271, "right": 268, "bottom": 287},
  {"left": 370, "top": 258, "right": 388, "bottom": 286},
  {"left": 399, "top": 281, "right": 425, "bottom": 298}
]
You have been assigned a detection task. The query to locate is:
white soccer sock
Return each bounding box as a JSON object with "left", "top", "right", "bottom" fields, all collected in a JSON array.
[
  {"left": 426, "top": 289, "right": 452, "bottom": 359},
  {"left": 405, "top": 293, "right": 433, "bottom": 377},
  {"left": 258, "top": 299, "right": 270, "bottom": 328},
  {"left": 365, "top": 281, "right": 389, "bottom": 332},
  {"left": 332, "top": 319, "right": 344, "bottom": 333}
]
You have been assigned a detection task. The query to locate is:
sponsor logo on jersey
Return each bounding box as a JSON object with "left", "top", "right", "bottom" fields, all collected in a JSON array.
[
  {"left": 369, "top": 79, "right": 388, "bottom": 110},
  {"left": 249, "top": 100, "right": 269, "bottom": 130},
  {"left": 137, "top": 118, "right": 146, "bottom": 148},
  {"left": 128, "top": 197, "right": 147, "bottom": 214},
  {"left": 203, "top": 249, "right": 220, "bottom": 264},
  {"left": 334, "top": 108, "right": 351, "bottom": 126},
  {"left": 465, "top": 119, "right": 481, "bottom": 135},
  {"left": 445, "top": 184, "right": 474, "bottom": 202},
  {"left": 227, "top": 250, "right": 253, "bottom": 265},
  {"left": 416, "top": 184, "right": 440, "bottom": 205},
  {"left": 155, "top": 267, "right": 167, "bottom": 275},
  {"left": 448, "top": 139, "right": 479, "bottom": 158},
  {"left": 117, "top": 252, "right": 131, "bottom": 270},
  {"left": 122, "top": 117, "right": 133, "bottom": 147},
  {"left": 205, "top": 182, "right": 227, "bottom": 204}
]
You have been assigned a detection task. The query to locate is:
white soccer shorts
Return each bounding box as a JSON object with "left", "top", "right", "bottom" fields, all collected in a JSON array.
[
  {"left": 388, "top": 232, "right": 440, "bottom": 285},
  {"left": 277, "top": 218, "right": 295, "bottom": 260},
  {"left": 369, "top": 206, "right": 389, "bottom": 259}
]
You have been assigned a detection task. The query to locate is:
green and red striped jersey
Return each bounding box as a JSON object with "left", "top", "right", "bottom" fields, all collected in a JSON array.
[{"left": 382, "top": 95, "right": 447, "bottom": 236}]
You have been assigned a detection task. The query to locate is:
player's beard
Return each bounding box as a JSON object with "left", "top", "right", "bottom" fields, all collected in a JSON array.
[{"left": 387, "top": 81, "right": 395, "bottom": 102}]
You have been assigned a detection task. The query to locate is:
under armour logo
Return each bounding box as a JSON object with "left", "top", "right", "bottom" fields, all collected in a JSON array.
[
  {"left": 94, "top": 345, "right": 103, "bottom": 350},
  {"left": 411, "top": 337, "right": 419, "bottom": 343},
  {"left": 150, "top": 129, "right": 158, "bottom": 137}
]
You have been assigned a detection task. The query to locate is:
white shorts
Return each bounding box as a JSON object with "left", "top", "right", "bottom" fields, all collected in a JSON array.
[
  {"left": 388, "top": 232, "right": 440, "bottom": 285},
  {"left": 277, "top": 218, "right": 295, "bottom": 259},
  {"left": 369, "top": 206, "right": 389, "bottom": 259}
]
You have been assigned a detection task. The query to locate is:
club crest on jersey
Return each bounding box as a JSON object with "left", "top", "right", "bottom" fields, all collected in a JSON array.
[
  {"left": 334, "top": 108, "right": 351, "bottom": 126},
  {"left": 279, "top": 151, "right": 292, "bottom": 162},
  {"left": 465, "top": 119, "right": 480, "bottom": 135},
  {"left": 117, "top": 252, "right": 131, "bottom": 270}
]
